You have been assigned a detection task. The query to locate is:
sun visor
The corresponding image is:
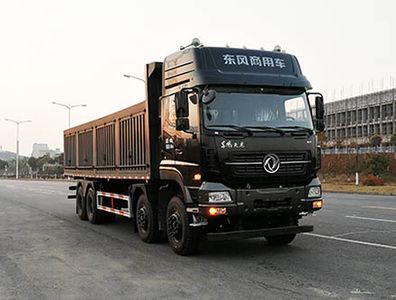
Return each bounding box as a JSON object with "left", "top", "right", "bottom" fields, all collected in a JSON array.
[{"left": 199, "top": 48, "right": 311, "bottom": 89}]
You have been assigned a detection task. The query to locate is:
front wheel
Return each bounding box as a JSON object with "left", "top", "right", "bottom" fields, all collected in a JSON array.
[
  {"left": 265, "top": 234, "right": 296, "bottom": 246},
  {"left": 166, "top": 196, "right": 202, "bottom": 255}
]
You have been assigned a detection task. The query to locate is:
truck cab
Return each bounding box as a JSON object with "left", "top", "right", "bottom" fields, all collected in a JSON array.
[{"left": 157, "top": 43, "right": 324, "bottom": 251}]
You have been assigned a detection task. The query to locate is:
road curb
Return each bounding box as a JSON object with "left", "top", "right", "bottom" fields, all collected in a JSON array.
[{"left": 323, "top": 190, "right": 396, "bottom": 197}]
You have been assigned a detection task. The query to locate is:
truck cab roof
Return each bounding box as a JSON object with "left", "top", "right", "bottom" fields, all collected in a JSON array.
[{"left": 163, "top": 46, "right": 311, "bottom": 96}]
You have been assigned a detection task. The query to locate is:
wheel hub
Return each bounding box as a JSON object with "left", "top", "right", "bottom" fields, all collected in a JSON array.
[
  {"left": 137, "top": 207, "right": 148, "bottom": 230},
  {"left": 167, "top": 213, "right": 182, "bottom": 240}
]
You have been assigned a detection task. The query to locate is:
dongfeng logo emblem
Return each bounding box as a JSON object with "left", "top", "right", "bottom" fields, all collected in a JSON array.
[{"left": 263, "top": 153, "right": 280, "bottom": 174}]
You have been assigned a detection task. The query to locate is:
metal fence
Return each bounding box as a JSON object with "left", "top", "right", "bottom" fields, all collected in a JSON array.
[{"left": 323, "top": 145, "right": 396, "bottom": 154}]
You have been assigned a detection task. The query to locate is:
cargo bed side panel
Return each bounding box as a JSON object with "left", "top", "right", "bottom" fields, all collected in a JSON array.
[{"left": 63, "top": 101, "right": 150, "bottom": 180}]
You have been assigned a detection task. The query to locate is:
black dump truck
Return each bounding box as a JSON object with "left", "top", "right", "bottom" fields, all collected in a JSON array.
[{"left": 64, "top": 39, "right": 324, "bottom": 255}]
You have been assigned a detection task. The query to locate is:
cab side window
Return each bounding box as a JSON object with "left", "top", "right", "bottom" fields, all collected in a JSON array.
[
  {"left": 163, "top": 95, "right": 176, "bottom": 128},
  {"left": 163, "top": 92, "right": 199, "bottom": 132}
]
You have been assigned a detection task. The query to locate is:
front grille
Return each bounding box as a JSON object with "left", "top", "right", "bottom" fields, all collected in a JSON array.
[
  {"left": 228, "top": 152, "right": 308, "bottom": 177},
  {"left": 253, "top": 198, "right": 291, "bottom": 209},
  {"left": 205, "top": 148, "right": 217, "bottom": 169},
  {"left": 232, "top": 163, "right": 306, "bottom": 176},
  {"left": 230, "top": 152, "right": 305, "bottom": 162}
]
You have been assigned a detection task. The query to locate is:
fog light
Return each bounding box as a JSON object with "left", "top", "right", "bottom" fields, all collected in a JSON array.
[
  {"left": 313, "top": 200, "right": 323, "bottom": 209},
  {"left": 208, "top": 207, "right": 227, "bottom": 216},
  {"left": 308, "top": 186, "right": 321, "bottom": 198},
  {"left": 208, "top": 191, "right": 232, "bottom": 203},
  {"left": 193, "top": 173, "right": 202, "bottom": 181}
]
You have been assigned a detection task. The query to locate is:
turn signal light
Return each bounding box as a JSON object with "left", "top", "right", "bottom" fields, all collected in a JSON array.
[
  {"left": 208, "top": 207, "right": 227, "bottom": 216},
  {"left": 313, "top": 200, "right": 323, "bottom": 209}
]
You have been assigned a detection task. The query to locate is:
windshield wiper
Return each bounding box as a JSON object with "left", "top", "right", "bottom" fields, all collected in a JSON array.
[
  {"left": 207, "top": 125, "right": 253, "bottom": 136},
  {"left": 244, "top": 126, "right": 285, "bottom": 135},
  {"left": 278, "top": 126, "right": 313, "bottom": 134}
]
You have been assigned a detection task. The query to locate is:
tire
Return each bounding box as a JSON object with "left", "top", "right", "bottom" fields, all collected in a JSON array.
[
  {"left": 76, "top": 186, "right": 88, "bottom": 220},
  {"left": 105, "top": 212, "right": 116, "bottom": 223},
  {"left": 166, "top": 196, "right": 202, "bottom": 255},
  {"left": 86, "top": 187, "right": 105, "bottom": 224},
  {"left": 136, "top": 193, "right": 160, "bottom": 243},
  {"left": 265, "top": 234, "right": 296, "bottom": 246}
]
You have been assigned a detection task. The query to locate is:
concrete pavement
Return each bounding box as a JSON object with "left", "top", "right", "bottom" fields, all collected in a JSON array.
[{"left": 0, "top": 180, "right": 395, "bottom": 299}]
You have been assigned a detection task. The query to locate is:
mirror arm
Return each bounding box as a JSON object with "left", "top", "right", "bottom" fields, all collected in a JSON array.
[
  {"left": 183, "top": 129, "right": 195, "bottom": 135},
  {"left": 307, "top": 92, "right": 324, "bottom": 97}
]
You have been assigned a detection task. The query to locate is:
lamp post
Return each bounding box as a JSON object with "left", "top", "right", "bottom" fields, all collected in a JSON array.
[
  {"left": 355, "top": 90, "right": 359, "bottom": 185},
  {"left": 123, "top": 74, "right": 146, "bottom": 83},
  {"left": 52, "top": 102, "right": 87, "bottom": 129},
  {"left": 391, "top": 76, "right": 395, "bottom": 144},
  {"left": 4, "top": 118, "right": 32, "bottom": 179}
]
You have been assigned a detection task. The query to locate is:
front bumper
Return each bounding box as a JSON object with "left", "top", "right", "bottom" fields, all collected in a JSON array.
[
  {"left": 195, "top": 178, "right": 322, "bottom": 219},
  {"left": 207, "top": 225, "right": 313, "bottom": 241}
]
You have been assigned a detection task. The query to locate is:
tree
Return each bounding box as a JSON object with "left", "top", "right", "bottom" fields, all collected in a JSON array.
[
  {"left": 367, "top": 154, "right": 389, "bottom": 176},
  {"left": 54, "top": 153, "right": 64, "bottom": 165},
  {"left": 6, "top": 158, "right": 30, "bottom": 177},
  {"left": 391, "top": 133, "right": 396, "bottom": 146},
  {"left": 36, "top": 154, "right": 54, "bottom": 170},
  {"left": 370, "top": 135, "right": 382, "bottom": 147},
  {"left": 19, "top": 157, "right": 30, "bottom": 176},
  {"left": 28, "top": 157, "right": 38, "bottom": 171},
  {"left": 317, "top": 132, "right": 328, "bottom": 148},
  {"left": 0, "top": 159, "right": 8, "bottom": 170}
]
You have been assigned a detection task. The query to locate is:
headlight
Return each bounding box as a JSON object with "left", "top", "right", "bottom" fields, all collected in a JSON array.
[
  {"left": 208, "top": 191, "right": 232, "bottom": 203},
  {"left": 308, "top": 186, "right": 321, "bottom": 198}
]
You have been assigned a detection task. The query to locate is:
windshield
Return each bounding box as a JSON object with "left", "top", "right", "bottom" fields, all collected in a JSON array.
[{"left": 203, "top": 90, "right": 313, "bottom": 131}]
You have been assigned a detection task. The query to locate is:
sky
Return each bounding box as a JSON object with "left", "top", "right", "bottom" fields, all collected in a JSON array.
[{"left": 0, "top": 0, "right": 395, "bottom": 156}]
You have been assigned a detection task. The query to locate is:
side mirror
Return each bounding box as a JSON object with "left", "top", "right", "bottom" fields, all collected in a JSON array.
[
  {"left": 308, "top": 92, "right": 325, "bottom": 132},
  {"left": 315, "top": 119, "right": 325, "bottom": 132},
  {"left": 202, "top": 89, "right": 217, "bottom": 104},
  {"left": 315, "top": 95, "right": 325, "bottom": 132},
  {"left": 175, "top": 90, "right": 189, "bottom": 117},
  {"left": 189, "top": 94, "right": 198, "bottom": 105},
  {"left": 315, "top": 95, "right": 325, "bottom": 119},
  {"left": 175, "top": 90, "right": 190, "bottom": 131},
  {"left": 176, "top": 118, "right": 190, "bottom": 131}
]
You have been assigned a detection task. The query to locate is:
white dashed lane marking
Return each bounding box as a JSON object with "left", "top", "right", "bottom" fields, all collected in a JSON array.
[
  {"left": 362, "top": 206, "right": 396, "bottom": 211},
  {"left": 303, "top": 233, "right": 396, "bottom": 250},
  {"left": 345, "top": 215, "right": 396, "bottom": 223}
]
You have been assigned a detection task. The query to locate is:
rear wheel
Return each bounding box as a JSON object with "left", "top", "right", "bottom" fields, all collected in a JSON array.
[
  {"left": 166, "top": 196, "right": 202, "bottom": 255},
  {"left": 265, "top": 234, "right": 296, "bottom": 246},
  {"left": 136, "top": 193, "right": 160, "bottom": 243},
  {"left": 76, "top": 186, "right": 87, "bottom": 220},
  {"left": 86, "top": 187, "right": 105, "bottom": 224}
]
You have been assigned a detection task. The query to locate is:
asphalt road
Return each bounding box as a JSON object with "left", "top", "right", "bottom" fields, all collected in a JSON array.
[{"left": 0, "top": 180, "right": 395, "bottom": 299}]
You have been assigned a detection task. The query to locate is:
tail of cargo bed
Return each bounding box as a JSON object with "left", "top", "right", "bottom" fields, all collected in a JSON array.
[
  {"left": 63, "top": 62, "right": 162, "bottom": 181},
  {"left": 67, "top": 185, "right": 77, "bottom": 199},
  {"left": 145, "top": 62, "right": 163, "bottom": 182}
]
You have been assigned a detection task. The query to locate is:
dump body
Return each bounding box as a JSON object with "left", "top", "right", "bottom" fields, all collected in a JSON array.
[{"left": 64, "top": 101, "right": 150, "bottom": 180}]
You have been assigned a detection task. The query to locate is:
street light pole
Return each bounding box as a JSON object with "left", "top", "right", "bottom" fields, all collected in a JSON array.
[
  {"left": 5, "top": 118, "right": 32, "bottom": 179},
  {"left": 52, "top": 102, "right": 87, "bottom": 128}
]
